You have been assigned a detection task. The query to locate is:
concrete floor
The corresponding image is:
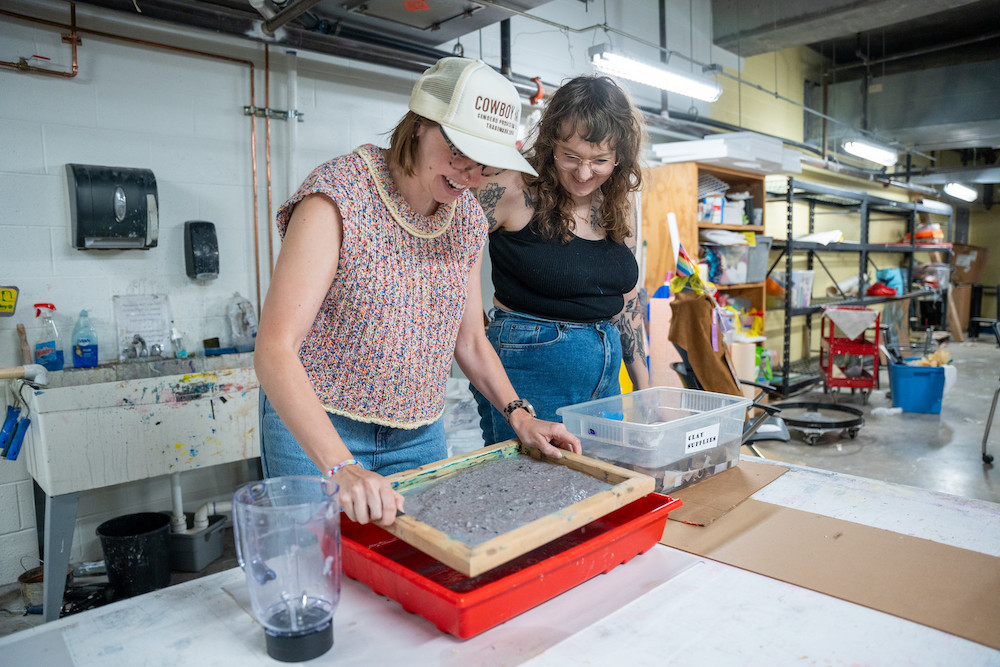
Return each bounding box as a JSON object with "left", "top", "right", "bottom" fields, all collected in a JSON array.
[
  {"left": 1, "top": 338, "right": 997, "bottom": 637},
  {"left": 749, "top": 339, "right": 999, "bottom": 505}
]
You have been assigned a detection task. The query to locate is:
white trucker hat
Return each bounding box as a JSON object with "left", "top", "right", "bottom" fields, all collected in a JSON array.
[{"left": 409, "top": 57, "right": 537, "bottom": 176}]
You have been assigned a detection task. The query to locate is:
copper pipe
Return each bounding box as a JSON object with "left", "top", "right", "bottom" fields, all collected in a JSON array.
[
  {"left": 1, "top": 4, "right": 264, "bottom": 314},
  {"left": 0, "top": 4, "right": 78, "bottom": 78},
  {"left": 250, "top": 72, "right": 262, "bottom": 316},
  {"left": 265, "top": 44, "right": 274, "bottom": 278}
]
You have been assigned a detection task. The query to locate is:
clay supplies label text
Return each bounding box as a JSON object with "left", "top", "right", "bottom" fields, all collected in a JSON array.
[{"left": 685, "top": 423, "right": 720, "bottom": 453}]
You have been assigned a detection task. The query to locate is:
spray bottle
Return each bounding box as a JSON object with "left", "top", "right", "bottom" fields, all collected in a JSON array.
[{"left": 33, "top": 303, "right": 64, "bottom": 371}]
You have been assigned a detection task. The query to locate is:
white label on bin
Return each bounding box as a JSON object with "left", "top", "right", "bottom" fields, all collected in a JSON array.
[{"left": 685, "top": 423, "right": 720, "bottom": 453}]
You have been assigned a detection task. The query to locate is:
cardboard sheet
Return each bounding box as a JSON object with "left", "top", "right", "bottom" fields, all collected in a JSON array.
[
  {"left": 661, "top": 499, "right": 1000, "bottom": 650},
  {"left": 667, "top": 459, "right": 788, "bottom": 526}
]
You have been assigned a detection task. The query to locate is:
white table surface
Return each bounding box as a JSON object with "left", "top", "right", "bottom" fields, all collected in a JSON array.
[{"left": 2, "top": 460, "right": 999, "bottom": 666}]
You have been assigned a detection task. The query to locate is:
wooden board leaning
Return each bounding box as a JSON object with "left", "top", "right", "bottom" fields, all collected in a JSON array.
[{"left": 382, "top": 440, "right": 656, "bottom": 577}]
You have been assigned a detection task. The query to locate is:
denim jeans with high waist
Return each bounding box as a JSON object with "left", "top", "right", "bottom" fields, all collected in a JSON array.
[
  {"left": 259, "top": 392, "right": 447, "bottom": 478},
  {"left": 471, "top": 308, "right": 622, "bottom": 445}
]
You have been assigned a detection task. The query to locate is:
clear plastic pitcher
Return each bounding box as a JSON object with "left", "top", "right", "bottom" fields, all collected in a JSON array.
[{"left": 233, "top": 476, "right": 341, "bottom": 662}]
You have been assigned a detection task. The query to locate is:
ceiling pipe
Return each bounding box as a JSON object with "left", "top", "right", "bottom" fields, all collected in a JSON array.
[
  {"left": 0, "top": 4, "right": 266, "bottom": 315},
  {"left": 7, "top": 2, "right": 953, "bottom": 197},
  {"left": 825, "top": 30, "right": 1000, "bottom": 74},
  {"left": 799, "top": 155, "right": 938, "bottom": 195},
  {"left": 500, "top": 18, "right": 511, "bottom": 77},
  {"left": 0, "top": 3, "right": 79, "bottom": 78},
  {"left": 262, "top": 0, "right": 324, "bottom": 35}
]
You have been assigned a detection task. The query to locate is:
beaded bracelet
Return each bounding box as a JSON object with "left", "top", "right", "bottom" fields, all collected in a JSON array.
[{"left": 323, "top": 458, "right": 361, "bottom": 479}]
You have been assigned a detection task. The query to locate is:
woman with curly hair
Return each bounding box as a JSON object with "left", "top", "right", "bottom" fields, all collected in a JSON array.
[{"left": 471, "top": 74, "right": 648, "bottom": 445}]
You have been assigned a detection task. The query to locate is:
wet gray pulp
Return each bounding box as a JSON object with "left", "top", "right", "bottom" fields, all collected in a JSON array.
[{"left": 401, "top": 456, "right": 611, "bottom": 546}]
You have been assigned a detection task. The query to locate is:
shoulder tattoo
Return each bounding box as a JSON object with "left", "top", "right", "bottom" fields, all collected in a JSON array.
[{"left": 477, "top": 182, "right": 506, "bottom": 231}]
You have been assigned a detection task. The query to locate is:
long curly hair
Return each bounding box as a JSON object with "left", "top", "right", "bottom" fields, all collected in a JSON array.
[{"left": 525, "top": 75, "right": 645, "bottom": 244}]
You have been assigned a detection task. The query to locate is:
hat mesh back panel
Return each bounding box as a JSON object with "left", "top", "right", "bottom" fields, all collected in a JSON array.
[{"left": 422, "top": 78, "right": 457, "bottom": 106}]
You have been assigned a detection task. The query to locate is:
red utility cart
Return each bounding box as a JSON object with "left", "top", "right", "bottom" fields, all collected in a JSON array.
[{"left": 819, "top": 306, "right": 881, "bottom": 404}]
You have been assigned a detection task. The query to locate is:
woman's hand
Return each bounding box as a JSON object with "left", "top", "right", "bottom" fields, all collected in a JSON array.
[
  {"left": 508, "top": 410, "right": 582, "bottom": 457},
  {"left": 332, "top": 465, "right": 405, "bottom": 527}
]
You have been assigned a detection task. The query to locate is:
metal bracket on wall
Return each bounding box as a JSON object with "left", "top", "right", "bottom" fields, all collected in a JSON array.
[{"left": 242, "top": 106, "right": 305, "bottom": 122}]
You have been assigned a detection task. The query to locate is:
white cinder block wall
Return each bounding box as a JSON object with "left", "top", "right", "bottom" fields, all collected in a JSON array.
[{"left": 0, "top": 0, "right": 726, "bottom": 585}]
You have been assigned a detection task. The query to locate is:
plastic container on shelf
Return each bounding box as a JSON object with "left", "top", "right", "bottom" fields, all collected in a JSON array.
[
  {"left": 556, "top": 387, "right": 750, "bottom": 494},
  {"left": 770, "top": 270, "right": 815, "bottom": 309},
  {"left": 71, "top": 309, "right": 99, "bottom": 368},
  {"left": 33, "top": 303, "right": 64, "bottom": 371}
]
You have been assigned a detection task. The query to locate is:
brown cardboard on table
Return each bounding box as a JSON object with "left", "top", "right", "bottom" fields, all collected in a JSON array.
[
  {"left": 660, "top": 466, "right": 1000, "bottom": 650},
  {"left": 666, "top": 459, "right": 787, "bottom": 526}
]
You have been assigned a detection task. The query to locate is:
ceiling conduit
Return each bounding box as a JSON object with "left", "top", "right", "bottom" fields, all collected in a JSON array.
[{"left": 6, "top": 1, "right": 937, "bottom": 196}]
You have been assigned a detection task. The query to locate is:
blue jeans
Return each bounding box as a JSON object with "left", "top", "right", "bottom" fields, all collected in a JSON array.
[
  {"left": 471, "top": 308, "right": 622, "bottom": 445},
  {"left": 259, "top": 392, "right": 447, "bottom": 477}
]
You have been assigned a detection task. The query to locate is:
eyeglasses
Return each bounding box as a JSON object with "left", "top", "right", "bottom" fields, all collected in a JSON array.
[
  {"left": 439, "top": 126, "right": 505, "bottom": 178},
  {"left": 554, "top": 148, "right": 618, "bottom": 174}
]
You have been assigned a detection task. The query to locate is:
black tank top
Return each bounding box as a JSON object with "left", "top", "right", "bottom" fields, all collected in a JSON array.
[{"left": 489, "top": 222, "right": 639, "bottom": 322}]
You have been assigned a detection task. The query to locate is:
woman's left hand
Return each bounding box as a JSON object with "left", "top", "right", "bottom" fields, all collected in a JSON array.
[{"left": 508, "top": 411, "right": 582, "bottom": 457}]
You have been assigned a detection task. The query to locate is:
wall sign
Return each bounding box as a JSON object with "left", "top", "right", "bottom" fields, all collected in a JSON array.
[{"left": 0, "top": 286, "right": 18, "bottom": 317}]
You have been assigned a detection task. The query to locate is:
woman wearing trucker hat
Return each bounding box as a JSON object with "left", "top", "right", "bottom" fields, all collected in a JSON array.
[
  {"left": 254, "top": 57, "right": 580, "bottom": 527},
  {"left": 471, "top": 75, "right": 648, "bottom": 445}
]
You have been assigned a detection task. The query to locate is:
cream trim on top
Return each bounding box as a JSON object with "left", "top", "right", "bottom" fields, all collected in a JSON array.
[
  {"left": 354, "top": 145, "right": 455, "bottom": 240},
  {"left": 323, "top": 403, "right": 445, "bottom": 430}
]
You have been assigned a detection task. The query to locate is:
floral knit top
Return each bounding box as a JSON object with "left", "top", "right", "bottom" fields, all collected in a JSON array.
[{"left": 275, "top": 145, "right": 488, "bottom": 428}]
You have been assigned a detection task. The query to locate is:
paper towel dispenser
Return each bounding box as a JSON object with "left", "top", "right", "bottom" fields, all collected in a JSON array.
[{"left": 66, "top": 164, "right": 159, "bottom": 249}]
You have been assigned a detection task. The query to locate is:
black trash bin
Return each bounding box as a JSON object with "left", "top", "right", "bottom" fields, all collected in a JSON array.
[{"left": 96, "top": 512, "right": 172, "bottom": 599}]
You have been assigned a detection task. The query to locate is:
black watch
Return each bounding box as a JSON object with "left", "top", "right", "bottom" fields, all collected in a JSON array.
[{"left": 502, "top": 398, "right": 536, "bottom": 424}]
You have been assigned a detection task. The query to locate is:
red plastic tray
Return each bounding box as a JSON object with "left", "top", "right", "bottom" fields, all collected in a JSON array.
[{"left": 341, "top": 492, "right": 681, "bottom": 639}]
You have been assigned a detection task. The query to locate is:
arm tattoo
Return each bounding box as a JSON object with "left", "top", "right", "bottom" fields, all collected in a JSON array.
[
  {"left": 476, "top": 182, "right": 506, "bottom": 231},
  {"left": 613, "top": 295, "right": 645, "bottom": 365}
]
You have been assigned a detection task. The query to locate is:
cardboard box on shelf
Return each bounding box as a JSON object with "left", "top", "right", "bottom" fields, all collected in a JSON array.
[{"left": 951, "top": 244, "right": 990, "bottom": 284}]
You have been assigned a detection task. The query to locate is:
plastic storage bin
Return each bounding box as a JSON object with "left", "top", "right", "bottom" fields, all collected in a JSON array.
[
  {"left": 166, "top": 512, "right": 227, "bottom": 572},
  {"left": 770, "top": 270, "right": 815, "bottom": 309},
  {"left": 746, "top": 236, "right": 772, "bottom": 283},
  {"left": 703, "top": 236, "right": 771, "bottom": 285},
  {"left": 556, "top": 387, "right": 750, "bottom": 493},
  {"left": 888, "top": 363, "right": 945, "bottom": 414}
]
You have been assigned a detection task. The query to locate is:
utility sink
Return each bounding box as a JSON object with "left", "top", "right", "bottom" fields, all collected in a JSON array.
[{"left": 25, "top": 352, "right": 260, "bottom": 497}]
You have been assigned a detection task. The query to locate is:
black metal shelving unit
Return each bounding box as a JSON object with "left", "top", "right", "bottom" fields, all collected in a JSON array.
[{"left": 766, "top": 178, "right": 954, "bottom": 397}]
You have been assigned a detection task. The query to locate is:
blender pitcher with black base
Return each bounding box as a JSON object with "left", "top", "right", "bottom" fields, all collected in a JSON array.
[{"left": 233, "top": 476, "right": 341, "bottom": 662}]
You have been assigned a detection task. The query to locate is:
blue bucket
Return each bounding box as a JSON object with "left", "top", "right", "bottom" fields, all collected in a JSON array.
[{"left": 888, "top": 363, "right": 945, "bottom": 414}]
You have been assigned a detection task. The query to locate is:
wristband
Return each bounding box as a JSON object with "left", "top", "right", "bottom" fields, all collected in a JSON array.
[
  {"left": 502, "top": 398, "right": 536, "bottom": 424},
  {"left": 324, "top": 458, "right": 361, "bottom": 479}
]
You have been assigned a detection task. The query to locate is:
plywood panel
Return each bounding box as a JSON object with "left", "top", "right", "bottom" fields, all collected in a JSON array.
[{"left": 641, "top": 163, "right": 699, "bottom": 296}]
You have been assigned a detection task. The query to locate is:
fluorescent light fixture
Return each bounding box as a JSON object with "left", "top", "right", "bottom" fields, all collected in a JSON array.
[
  {"left": 842, "top": 139, "right": 898, "bottom": 167},
  {"left": 589, "top": 44, "right": 722, "bottom": 102},
  {"left": 943, "top": 182, "right": 977, "bottom": 202}
]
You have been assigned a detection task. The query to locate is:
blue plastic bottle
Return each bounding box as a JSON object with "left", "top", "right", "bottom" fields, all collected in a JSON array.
[{"left": 72, "top": 309, "right": 99, "bottom": 368}]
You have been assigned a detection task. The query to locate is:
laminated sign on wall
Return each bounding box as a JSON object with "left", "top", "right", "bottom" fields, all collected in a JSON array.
[{"left": 113, "top": 294, "right": 172, "bottom": 360}]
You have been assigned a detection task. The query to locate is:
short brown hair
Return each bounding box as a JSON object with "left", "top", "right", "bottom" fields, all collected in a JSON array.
[{"left": 387, "top": 111, "right": 427, "bottom": 177}]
